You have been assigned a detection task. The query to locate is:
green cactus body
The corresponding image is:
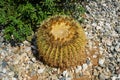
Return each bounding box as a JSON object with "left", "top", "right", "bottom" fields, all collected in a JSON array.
[{"left": 36, "top": 15, "right": 87, "bottom": 69}]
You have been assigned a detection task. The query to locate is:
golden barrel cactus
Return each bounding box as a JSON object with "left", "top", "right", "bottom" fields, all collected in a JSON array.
[{"left": 36, "top": 15, "right": 87, "bottom": 69}]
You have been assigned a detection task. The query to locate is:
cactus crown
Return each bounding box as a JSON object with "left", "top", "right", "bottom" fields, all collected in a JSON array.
[{"left": 37, "top": 15, "right": 87, "bottom": 69}]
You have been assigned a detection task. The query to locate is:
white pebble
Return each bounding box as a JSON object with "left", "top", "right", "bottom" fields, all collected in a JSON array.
[
  {"left": 66, "top": 77, "right": 72, "bottom": 80},
  {"left": 112, "top": 76, "right": 120, "bottom": 80},
  {"left": 38, "top": 68, "right": 45, "bottom": 74},
  {"left": 92, "top": 23, "right": 97, "bottom": 27},
  {"left": 14, "top": 60, "right": 19, "bottom": 65},
  {"left": 8, "top": 72, "right": 14, "bottom": 76},
  {"left": 12, "top": 78, "right": 17, "bottom": 80},
  {"left": 25, "top": 47, "right": 31, "bottom": 53},
  {"left": 26, "top": 65, "right": 29, "bottom": 69},
  {"left": 32, "top": 58, "right": 36, "bottom": 62},
  {"left": 115, "top": 44, "right": 120, "bottom": 52},
  {"left": 75, "top": 66, "right": 82, "bottom": 73},
  {"left": 99, "top": 58, "right": 105, "bottom": 65},
  {"left": 23, "top": 40, "right": 30, "bottom": 46},
  {"left": 99, "top": 47, "right": 104, "bottom": 54},
  {"left": 117, "top": 57, "right": 120, "bottom": 62},
  {"left": 96, "top": 26, "right": 102, "bottom": 30},
  {"left": 93, "top": 55, "right": 97, "bottom": 58},
  {"left": 3, "top": 77, "right": 9, "bottom": 80},
  {"left": 2, "top": 68, "right": 7, "bottom": 73},
  {"left": 82, "top": 63, "right": 88, "bottom": 71},
  {"left": 119, "top": 74, "right": 120, "bottom": 77},
  {"left": 102, "top": 3, "right": 106, "bottom": 6},
  {"left": 106, "top": 40, "right": 112, "bottom": 46},
  {"left": 63, "top": 70, "right": 68, "bottom": 77},
  {"left": 98, "top": 21, "right": 104, "bottom": 26},
  {"left": 1, "top": 52, "right": 6, "bottom": 57}
]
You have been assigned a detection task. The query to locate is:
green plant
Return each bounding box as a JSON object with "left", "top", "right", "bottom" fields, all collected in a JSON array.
[
  {"left": 0, "top": 0, "right": 86, "bottom": 43},
  {"left": 36, "top": 15, "right": 87, "bottom": 69},
  {"left": 0, "top": 0, "right": 34, "bottom": 42}
]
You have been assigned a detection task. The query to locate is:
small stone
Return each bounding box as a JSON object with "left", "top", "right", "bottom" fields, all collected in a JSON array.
[
  {"left": 23, "top": 40, "right": 31, "bottom": 46},
  {"left": 93, "top": 69, "right": 98, "bottom": 76},
  {"left": 93, "top": 55, "right": 97, "bottom": 58},
  {"left": 2, "top": 60, "right": 7, "bottom": 68},
  {"left": 2, "top": 68, "right": 7, "bottom": 73},
  {"left": 108, "top": 63, "right": 115, "bottom": 71},
  {"left": 106, "top": 40, "right": 112, "bottom": 46},
  {"left": 8, "top": 72, "right": 14, "bottom": 76},
  {"left": 59, "top": 76, "right": 71, "bottom": 80},
  {"left": 37, "top": 68, "right": 45, "bottom": 74},
  {"left": 75, "top": 66, "right": 82, "bottom": 73},
  {"left": 31, "top": 71, "right": 36, "bottom": 76},
  {"left": 82, "top": 63, "right": 88, "bottom": 71},
  {"left": 98, "top": 21, "right": 104, "bottom": 26},
  {"left": 99, "top": 47, "right": 104, "bottom": 54},
  {"left": 0, "top": 73, "right": 4, "bottom": 79},
  {"left": 89, "top": 62, "right": 93, "bottom": 66},
  {"left": 27, "top": 61, "right": 33, "bottom": 64},
  {"left": 24, "top": 47, "right": 31, "bottom": 53},
  {"left": 109, "top": 57, "right": 114, "bottom": 61},
  {"left": 92, "top": 23, "right": 97, "bottom": 27},
  {"left": 75, "top": 73, "right": 81, "bottom": 78},
  {"left": 12, "top": 77, "right": 17, "bottom": 80},
  {"left": 12, "top": 46, "right": 20, "bottom": 53},
  {"left": 111, "top": 31, "right": 118, "bottom": 37},
  {"left": 31, "top": 45, "right": 37, "bottom": 50},
  {"left": 96, "top": 67, "right": 102, "bottom": 72},
  {"left": 115, "top": 26, "right": 120, "bottom": 34},
  {"left": 0, "top": 34, "right": 3, "bottom": 40},
  {"left": 66, "top": 77, "right": 72, "bottom": 80},
  {"left": 14, "top": 60, "right": 19, "bottom": 65},
  {"left": 26, "top": 65, "right": 29, "bottom": 70},
  {"left": 111, "top": 76, "right": 117, "bottom": 80},
  {"left": 51, "top": 68, "right": 58, "bottom": 74},
  {"left": 102, "top": 3, "right": 106, "bottom": 6},
  {"left": 1, "top": 51, "right": 6, "bottom": 57},
  {"left": 99, "top": 73, "right": 106, "bottom": 80},
  {"left": 51, "top": 75, "right": 58, "bottom": 80},
  {"left": 96, "top": 26, "right": 102, "bottom": 30},
  {"left": 3, "top": 77, "right": 9, "bottom": 80},
  {"left": 117, "top": 57, "right": 120, "bottom": 62},
  {"left": 115, "top": 44, "right": 120, "bottom": 52},
  {"left": 14, "top": 74, "right": 18, "bottom": 78},
  {"left": 86, "top": 58, "right": 90, "bottom": 65},
  {"left": 110, "top": 46, "right": 115, "bottom": 54},
  {"left": 31, "top": 58, "right": 36, "bottom": 62},
  {"left": 99, "top": 58, "right": 105, "bottom": 66},
  {"left": 62, "top": 70, "right": 69, "bottom": 77},
  {"left": 119, "top": 74, "right": 120, "bottom": 77},
  {"left": 59, "top": 77, "right": 66, "bottom": 80}
]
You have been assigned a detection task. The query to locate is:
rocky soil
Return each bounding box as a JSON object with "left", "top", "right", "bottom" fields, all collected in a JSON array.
[{"left": 0, "top": 0, "right": 120, "bottom": 80}]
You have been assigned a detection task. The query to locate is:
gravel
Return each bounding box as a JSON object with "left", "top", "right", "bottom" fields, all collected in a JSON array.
[
  {"left": 0, "top": 0, "right": 120, "bottom": 80},
  {"left": 83, "top": 0, "right": 120, "bottom": 79}
]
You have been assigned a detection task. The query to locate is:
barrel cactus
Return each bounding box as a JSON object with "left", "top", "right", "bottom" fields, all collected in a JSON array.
[{"left": 36, "top": 15, "right": 87, "bottom": 69}]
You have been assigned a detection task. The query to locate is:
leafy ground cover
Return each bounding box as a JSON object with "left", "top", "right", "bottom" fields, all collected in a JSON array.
[{"left": 0, "top": 0, "right": 85, "bottom": 43}]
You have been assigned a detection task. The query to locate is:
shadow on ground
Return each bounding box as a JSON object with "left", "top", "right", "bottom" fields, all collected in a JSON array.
[{"left": 31, "top": 35, "right": 44, "bottom": 63}]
